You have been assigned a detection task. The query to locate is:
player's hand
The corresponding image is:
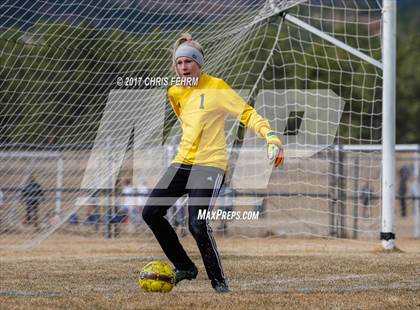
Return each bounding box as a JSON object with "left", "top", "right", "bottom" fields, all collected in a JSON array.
[{"left": 265, "top": 131, "right": 285, "bottom": 167}]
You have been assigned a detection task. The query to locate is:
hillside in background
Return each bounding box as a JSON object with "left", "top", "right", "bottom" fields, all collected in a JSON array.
[{"left": 0, "top": 1, "right": 418, "bottom": 144}]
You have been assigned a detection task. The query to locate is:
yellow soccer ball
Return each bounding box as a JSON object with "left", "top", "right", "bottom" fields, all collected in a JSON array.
[{"left": 139, "top": 261, "right": 175, "bottom": 293}]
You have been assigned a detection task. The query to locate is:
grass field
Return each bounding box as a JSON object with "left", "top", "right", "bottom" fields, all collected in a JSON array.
[{"left": 0, "top": 236, "right": 419, "bottom": 309}]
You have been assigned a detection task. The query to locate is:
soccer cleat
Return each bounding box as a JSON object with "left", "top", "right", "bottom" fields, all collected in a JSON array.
[
  {"left": 211, "top": 279, "right": 231, "bottom": 293},
  {"left": 174, "top": 265, "right": 198, "bottom": 285}
]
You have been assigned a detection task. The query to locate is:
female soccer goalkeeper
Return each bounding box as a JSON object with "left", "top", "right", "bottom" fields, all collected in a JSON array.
[{"left": 142, "top": 33, "right": 284, "bottom": 293}]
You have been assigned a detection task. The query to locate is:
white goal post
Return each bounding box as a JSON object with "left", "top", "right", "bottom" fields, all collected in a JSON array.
[{"left": 380, "top": 0, "right": 397, "bottom": 250}]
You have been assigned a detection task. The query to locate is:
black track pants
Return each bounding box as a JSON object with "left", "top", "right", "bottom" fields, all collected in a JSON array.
[{"left": 142, "top": 164, "right": 225, "bottom": 283}]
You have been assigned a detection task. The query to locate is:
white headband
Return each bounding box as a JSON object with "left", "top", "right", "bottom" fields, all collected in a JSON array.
[{"left": 175, "top": 43, "right": 204, "bottom": 67}]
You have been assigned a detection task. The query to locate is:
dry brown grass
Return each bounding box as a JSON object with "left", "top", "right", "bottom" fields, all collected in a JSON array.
[{"left": 0, "top": 237, "right": 419, "bottom": 309}]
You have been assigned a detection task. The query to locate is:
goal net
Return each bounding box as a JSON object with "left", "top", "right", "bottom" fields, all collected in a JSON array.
[{"left": 0, "top": 0, "right": 389, "bottom": 248}]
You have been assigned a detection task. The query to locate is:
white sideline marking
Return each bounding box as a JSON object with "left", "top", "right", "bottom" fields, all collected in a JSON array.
[{"left": 0, "top": 290, "right": 62, "bottom": 297}]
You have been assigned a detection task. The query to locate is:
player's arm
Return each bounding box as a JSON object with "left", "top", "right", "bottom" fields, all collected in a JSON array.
[{"left": 219, "top": 80, "right": 284, "bottom": 167}]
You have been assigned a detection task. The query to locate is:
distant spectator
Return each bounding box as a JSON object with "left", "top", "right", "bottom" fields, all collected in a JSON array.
[
  {"left": 399, "top": 165, "right": 410, "bottom": 217},
  {"left": 21, "top": 175, "right": 44, "bottom": 229},
  {"left": 360, "top": 182, "right": 373, "bottom": 218},
  {"left": 410, "top": 176, "right": 420, "bottom": 239}
]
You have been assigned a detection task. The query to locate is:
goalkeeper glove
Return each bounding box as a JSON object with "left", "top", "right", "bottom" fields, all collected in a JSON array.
[{"left": 265, "top": 131, "right": 285, "bottom": 167}]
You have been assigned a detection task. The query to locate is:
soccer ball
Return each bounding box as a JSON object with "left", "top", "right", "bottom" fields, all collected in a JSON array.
[{"left": 139, "top": 261, "right": 175, "bottom": 293}]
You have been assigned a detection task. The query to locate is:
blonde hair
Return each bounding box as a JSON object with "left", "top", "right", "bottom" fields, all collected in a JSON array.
[{"left": 172, "top": 33, "right": 204, "bottom": 74}]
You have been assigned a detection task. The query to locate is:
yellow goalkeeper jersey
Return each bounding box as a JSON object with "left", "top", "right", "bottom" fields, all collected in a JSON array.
[{"left": 167, "top": 73, "right": 272, "bottom": 171}]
